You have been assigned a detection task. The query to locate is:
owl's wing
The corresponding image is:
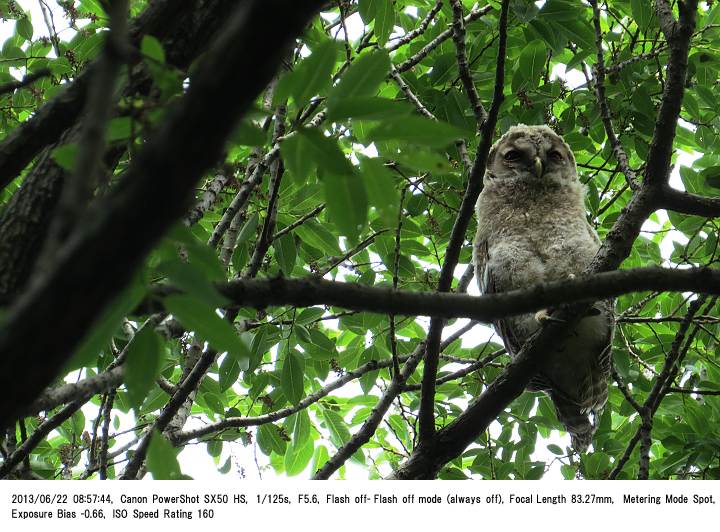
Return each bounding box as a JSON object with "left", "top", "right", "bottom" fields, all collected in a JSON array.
[
  {"left": 475, "top": 239, "right": 523, "bottom": 356},
  {"left": 584, "top": 219, "right": 601, "bottom": 246},
  {"left": 576, "top": 302, "right": 614, "bottom": 411}
]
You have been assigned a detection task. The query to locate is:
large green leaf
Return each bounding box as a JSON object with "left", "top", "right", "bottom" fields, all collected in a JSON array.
[
  {"left": 329, "top": 50, "right": 390, "bottom": 108},
  {"left": 517, "top": 40, "right": 547, "bottom": 89},
  {"left": 374, "top": 0, "right": 395, "bottom": 46},
  {"left": 124, "top": 325, "right": 163, "bottom": 409},
  {"left": 322, "top": 171, "right": 368, "bottom": 238},
  {"left": 281, "top": 350, "right": 305, "bottom": 404},
  {"left": 368, "top": 116, "right": 467, "bottom": 147},
  {"left": 147, "top": 431, "right": 183, "bottom": 480},
  {"left": 280, "top": 40, "right": 338, "bottom": 107}
]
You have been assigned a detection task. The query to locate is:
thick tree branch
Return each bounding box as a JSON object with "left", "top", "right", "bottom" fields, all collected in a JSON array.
[
  {"left": 142, "top": 266, "right": 720, "bottom": 327},
  {"left": 0, "top": 0, "right": 326, "bottom": 429},
  {"left": 45, "top": 0, "right": 130, "bottom": 257},
  {"left": 659, "top": 187, "right": 720, "bottom": 218},
  {"left": 645, "top": 0, "right": 698, "bottom": 188},
  {"left": 418, "top": 0, "right": 507, "bottom": 443}
]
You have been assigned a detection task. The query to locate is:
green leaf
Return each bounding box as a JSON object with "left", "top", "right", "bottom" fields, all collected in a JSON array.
[
  {"left": 284, "top": 437, "right": 313, "bottom": 476},
  {"left": 547, "top": 444, "right": 564, "bottom": 455},
  {"left": 322, "top": 172, "right": 368, "bottom": 238},
  {"left": 285, "top": 40, "right": 338, "bottom": 108},
  {"left": 517, "top": 40, "right": 547, "bottom": 89},
  {"left": 701, "top": 166, "right": 720, "bottom": 189},
  {"left": 539, "top": 0, "right": 578, "bottom": 21},
  {"left": 281, "top": 134, "right": 314, "bottom": 183},
  {"left": 288, "top": 409, "right": 312, "bottom": 445},
  {"left": 327, "top": 96, "right": 411, "bottom": 122},
  {"left": 359, "top": 157, "right": 399, "bottom": 226},
  {"left": 511, "top": 0, "right": 540, "bottom": 22},
  {"left": 141, "top": 35, "right": 165, "bottom": 63},
  {"left": 107, "top": 117, "right": 133, "bottom": 142},
  {"left": 236, "top": 212, "right": 260, "bottom": 246},
  {"left": 299, "top": 329, "right": 337, "bottom": 360},
  {"left": 273, "top": 233, "right": 296, "bottom": 274},
  {"left": 218, "top": 457, "right": 232, "bottom": 474},
  {"left": 560, "top": 464, "right": 576, "bottom": 479},
  {"left": 368, "top": 116, "right": 466, "bottom": 147},
  {"left": 147, "top": 431, "right": 183, "bottom": 479},
  {"left": 323, "top": 409, "right": 351, "bottom": 448},
  {"left": 298, "top": 128, "right": 354, "bottom": 176},
  {"left": 167, "top": 225, "right": 226, "bottom": 281},
  {"left": 157, "top": 258, "right": 228, "bottom": 308},
  {"left": 257, "top": 424, "right": 287, "bottom": 456},
  {"left": 124, "top": 325, "right": 163, "bottom": 410},
  {"left": 230, "top": 121, "right": 266, "bottom": 146},
  {"left": 79, "top": 0, "right": 105, "bottom": 17},
  {"left": 329, "top": 50, "right": 390, "bottom": 106},
  {"left": 295, "top": 220, "right": 341, "bottom": 255},
  {"left": 281, "top": 350, "right": 305, "bottom": 404},
  {"left": 374, "top": 0, "right": 395, "bottom": 46},
  {"left": 695, "top": 125, "right": 717, "bottom": 149},
  {"left": 74, "top": 31, "right": 105, "bottom": 62},
  {"left": 358, "top": 0, "right": 377, "bottom": 23},
  {"left": 630, "top": 0, "right": 653, "bottom": 31},
  {"left": 164, "top": 294, "right": 250, "bottom": 367},
  {"left": 52, "top": 144, "right": 79, "bottom": 172},
  {"left": 219, "top": 336, "right": 250, "bottom": 392},
  {"left": 17, "top": 17, "right": 33, "bottom": 41},
  {"left": 296, "top": 307, "right": 325, "bottom": 324}
]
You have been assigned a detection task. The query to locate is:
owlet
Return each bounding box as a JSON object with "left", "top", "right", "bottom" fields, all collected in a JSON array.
[{"left": 473, "top": 124, "right": 614, "bottom": 452}]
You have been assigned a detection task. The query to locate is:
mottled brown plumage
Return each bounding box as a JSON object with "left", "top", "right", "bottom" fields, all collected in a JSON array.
[{"left": 473, "top": 124, "right": 613, "bottom": 452}]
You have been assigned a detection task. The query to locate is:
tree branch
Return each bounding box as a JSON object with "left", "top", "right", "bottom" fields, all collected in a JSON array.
[
  {"left": 0, "top": 68, "right": 51, "bottom": 97},
  {"left": 418, "top": 0, "right": 506, "bottom": 443},
  {"left": 645, "top": 0, "right": 698, "bottom": 188},
  {"left": 386, "top": 1, "right": 443, "bottom": 52},
  {"left": 449, "top": 0, "right": 486, "bottom": 129},
  {"left": 395, "top": 5, "right": 492, "bottom": 73},
  {"left": 588, "top": 0, "right": 639, "bottom": 190},
  {"left": 659, "top": 187, "right": 720, "bottom": 218},
  {"left": 139, "top": 266, "right": 720, "bottom": 326}
]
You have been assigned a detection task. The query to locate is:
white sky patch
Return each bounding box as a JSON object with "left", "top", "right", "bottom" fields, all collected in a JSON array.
[{"left": 551, "top": 63, "right": 587, "bottom": 90}]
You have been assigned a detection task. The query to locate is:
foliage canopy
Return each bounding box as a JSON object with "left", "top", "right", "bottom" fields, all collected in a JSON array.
[{"left": 0, "top": 0, "right": 719, "bottom": 480}]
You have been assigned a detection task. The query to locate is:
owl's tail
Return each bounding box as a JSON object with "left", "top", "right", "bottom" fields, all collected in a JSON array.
[{"left": 549, "top": 391, "right": 598, "bottom": 453}]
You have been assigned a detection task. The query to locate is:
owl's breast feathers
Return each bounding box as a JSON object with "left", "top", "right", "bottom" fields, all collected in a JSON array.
[{"left": 474, "top": 172, "right": 613, "bottom": 452}]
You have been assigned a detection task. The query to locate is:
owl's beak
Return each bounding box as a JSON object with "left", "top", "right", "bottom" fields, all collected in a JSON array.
[{"left": 533, "top": 157, "right": 544, "bottom": 178}]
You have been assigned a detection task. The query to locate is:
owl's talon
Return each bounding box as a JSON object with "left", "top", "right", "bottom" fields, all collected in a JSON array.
[{"left": 535, "top": 309, "right": 565, "bottom": 323}]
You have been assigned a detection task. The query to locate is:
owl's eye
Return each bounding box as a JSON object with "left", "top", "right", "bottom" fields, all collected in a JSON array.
[
  {"left": 503, "top": 150, "right": 521, "bottom": 161},
  {"left": 549, "top": 150, "right": 564, "bottom": 162}
]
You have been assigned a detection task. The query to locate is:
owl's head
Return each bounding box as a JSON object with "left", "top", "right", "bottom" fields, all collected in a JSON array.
[{"left": 485, "top": 124, "right": 577, "bottom": 186}]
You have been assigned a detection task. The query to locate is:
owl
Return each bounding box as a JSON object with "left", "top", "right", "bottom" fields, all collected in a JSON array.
[{"left": 473, "top": 124, "right": 614, "bottom": 452}]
